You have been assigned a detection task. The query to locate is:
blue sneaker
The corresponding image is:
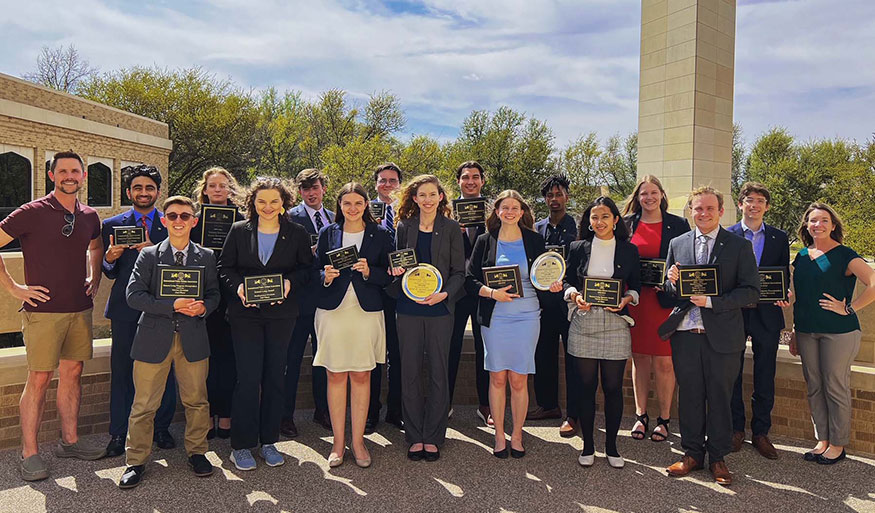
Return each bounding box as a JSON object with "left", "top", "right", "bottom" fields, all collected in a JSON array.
[
  {"left": 230, "top": 449, "right": 256, "bottom": 471},
  {"left": 260, "top": 444, "right": 285, "bottom": 467}
]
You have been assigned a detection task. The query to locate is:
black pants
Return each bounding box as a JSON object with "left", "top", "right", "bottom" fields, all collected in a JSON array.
[
  {"left": 731, "top": 328, "right": 780, "bottom": 436},
  {"left": 533, "top": 308, "right": 579, "bottom": 417},
  {"left": 109, "top": 319, "right": 176, "bottom": 436},
  {"left": 369, "top": 296, "right": 402, "bottom": 420},
  {"left": 448, "top": 294, "right": 488, "bottom": 406},
  {"left": 283, "top": 313, "right": 328, "bottom": 419},
  {"left": 230, "top": 316, "right": 294, "bottom": 450},
  {"left": 571, "top": 355, "right": 626, "bottom": 456},
  {"left": 671, "top": 331, "right": 742, "bottom": 463},
  {"left": 206, "top": 307, "right": 235, "bottom": 418}
]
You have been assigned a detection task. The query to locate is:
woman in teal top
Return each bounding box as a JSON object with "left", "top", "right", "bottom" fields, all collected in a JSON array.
[{"left": 789, "top": 202, "right": 875, "bottom": 464}]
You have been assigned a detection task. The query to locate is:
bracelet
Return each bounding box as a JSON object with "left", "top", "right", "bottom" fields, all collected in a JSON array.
[{"left": 489, "top": 289, "right": 494, "bottom": 299}]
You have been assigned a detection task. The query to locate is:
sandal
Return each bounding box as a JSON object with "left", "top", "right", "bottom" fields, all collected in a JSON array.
[
  {"left": 631, "top": 412, "right": 649, "bottom": 440},
  {"left": 651, "top": 417, "right": 670, "bottom": 442}
]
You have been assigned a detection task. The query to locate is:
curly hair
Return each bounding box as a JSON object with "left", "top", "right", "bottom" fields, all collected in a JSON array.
[
  {"left": 485, "top": 190, "right": 534, "bottom": 232},
  {"left": 334, "top": 182, "right": 377, "bottom": 225},
  {"left": 396, "top": 174, "right": 451, "bottom": 223},
  {"left": 240, "top": 176, "right": 295, "bottom": 221},
  {"left": 191, "top": 166, "right": 241, "bottom": 207}
]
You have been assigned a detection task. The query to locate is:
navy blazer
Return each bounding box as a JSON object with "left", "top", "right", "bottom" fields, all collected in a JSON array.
[
  {"left": 126, "top": 239, "right": 220, "bottom": 363},
  {"left": 624, "top": 211, "right": 691, "bottom": 309},
  {"left": 315, "top": 222, "right": 393, "bottom": 311},
  {"left": 290, "top": 203, "right": 335, "bottom": 315},
  {"left": 101, "top": 209, "right": 168, "bottom": 322},
  {"left": 727, "top": 222, "right": 790, "bottom": 334},
  {"left": 465, "top": 228, "right": 557, "bottom": 328},
  {"left": 218, "top": 217, "right": 314, "bottom": 320},
  {"left": 534, "top": 214, "right": 577, "bottom": 248},
  {"left": 565, "top": 237, "right": 642, "bottom": 318}
]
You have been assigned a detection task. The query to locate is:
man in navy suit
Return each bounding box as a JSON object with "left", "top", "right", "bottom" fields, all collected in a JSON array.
[
  {"left": 448, "top": 161, "right": 491, "bottom": 425},
  {"left": 101, "top": 165, "right": 177, "bottom": 457},
  {"left": 529, "top": 174, "right": 580, "bottom": 437},
  {"left": 727, "top": 182, "right": 790, "bottom": 460},
  {"left": 282, "top": 168, "right": 335, "bottom": 436}
]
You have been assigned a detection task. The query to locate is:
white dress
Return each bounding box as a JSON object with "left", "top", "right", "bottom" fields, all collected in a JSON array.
[{"left": 313, "top": 230, "right": 386, "bottom": 372}]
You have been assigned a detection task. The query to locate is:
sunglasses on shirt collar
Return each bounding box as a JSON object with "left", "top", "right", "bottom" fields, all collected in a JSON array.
[{"left": 62, "top": 213, "right": 75, "bottom": 237}]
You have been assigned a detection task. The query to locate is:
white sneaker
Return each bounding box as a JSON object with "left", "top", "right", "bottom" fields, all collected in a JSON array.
[
  {"left": 607, "top": 455, "right": 625, "bottom": 468},
  {"left": 578, "top": 453, "right": 594, "bottom": 467}
]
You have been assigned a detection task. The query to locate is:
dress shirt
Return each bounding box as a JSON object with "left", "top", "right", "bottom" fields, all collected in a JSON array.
[
  {"left": 169, "top": 241, "right": 191, "bottom": 265},
  {"left": 302, "top": 202, "right": 330, "bottom": 232},
  {"left": 678, "top": 226, "right": 719, "bottom": 331},
  {"left": 132, "top": 208, "right": 157, "bottom": 232},
  {"left": 741, "top": 219, "right": 765, "bottom": 266}
]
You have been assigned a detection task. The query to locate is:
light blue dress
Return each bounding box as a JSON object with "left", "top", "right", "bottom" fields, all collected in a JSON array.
[{"left": 481, "top": 238, "right": 541, "bottom": 374}]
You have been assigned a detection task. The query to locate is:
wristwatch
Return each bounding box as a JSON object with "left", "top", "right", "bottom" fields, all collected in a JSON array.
[{"left": 845, "top": 303, "right": 855, "bottom": 316}]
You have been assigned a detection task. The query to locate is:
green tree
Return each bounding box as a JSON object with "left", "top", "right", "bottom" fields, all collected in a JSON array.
[
  {"left": 557, "top": 132, "right": 601, "bottom": 215},
  {"left": 731, "top": 123, "right": 747, "bottom": 201},
  {"left": 596, "top": 132, "right": 637, "bottom": 199},
  {"left": 745, "top": 127, "right": 803, "bottom": 238},
  {"left": 254, "top": 88, "right": 308, "bottom": 178}
]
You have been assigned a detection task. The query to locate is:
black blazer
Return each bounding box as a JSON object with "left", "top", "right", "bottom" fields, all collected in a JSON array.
[
  {"left": 315, "top": 222, "right": 393, "bottom": 312},
  {"left": 387, "top": 214, "right": 466, "bottom": 314},
  {"left": 658, "top": 227, "right": 760, "bottom": 353},
  {"left": 624, "top": 211, "right": 691, "bottom": 309},
  {"left": 727, "top": 222, "right": 790, "bottom": 334},
  {"left": 465, "top": 228, "right": 557, "bottom": 327},
  {"left": 564, "top": 238, "right": 642, "bottom": 318},
  {"left": 218, "top": 217, "right": 314, "bottom": 320},
  {"left": 126, "top": 239, "right": 220, "bottom": 363}
]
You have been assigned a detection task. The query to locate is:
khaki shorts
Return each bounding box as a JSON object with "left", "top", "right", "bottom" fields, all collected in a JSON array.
[{"left": 21, "top": 309, "right": 94, "bottom": 371}]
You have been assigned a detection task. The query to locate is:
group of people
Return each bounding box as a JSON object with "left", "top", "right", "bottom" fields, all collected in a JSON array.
[{"left": 0, "top": 151, "right": 871, "bottom": 490}]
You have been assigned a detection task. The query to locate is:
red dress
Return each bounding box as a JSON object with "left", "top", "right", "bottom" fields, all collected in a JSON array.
[{"left": 629, "top": 221, "right": 673, "bottom": 356}]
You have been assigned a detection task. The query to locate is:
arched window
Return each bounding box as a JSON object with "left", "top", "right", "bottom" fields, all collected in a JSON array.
[
  {"left": 0, "top": 151, "right": 33, "bottom": 251},
  {"left": 87, "top": 162, "right": 112, "bottom": 207},
  {"left": 45, "top": 159, "right": 54, "bottom": 194}
]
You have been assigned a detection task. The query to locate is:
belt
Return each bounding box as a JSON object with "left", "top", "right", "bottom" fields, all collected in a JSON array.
[{"left": 682, "top": 328, "right": 706, "bottom": 334}]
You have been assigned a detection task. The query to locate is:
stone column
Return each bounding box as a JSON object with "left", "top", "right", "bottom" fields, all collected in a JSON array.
[{"left": 637, "top": 0, "right": 736, "bottom": 221}]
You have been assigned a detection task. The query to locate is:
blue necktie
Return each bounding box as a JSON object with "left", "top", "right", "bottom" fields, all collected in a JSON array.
[
  {"left": 688, "top": 234, "right": 710, "bottom": 327},
  {"left": 384, "top": 204, "right": 396, "bottom": 240},
  {"left": 314, "top": 210, "right": 324, "bottom": 232}
]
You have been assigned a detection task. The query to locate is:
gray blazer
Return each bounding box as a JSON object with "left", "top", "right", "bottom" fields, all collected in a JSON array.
[
  {"left": 387, "top": 214, "right": 466, "bottom": 314},
  {"left": 658, "top": 227, "right": 760, "bottom": 353},
  {"left": 126, "top": 239, "right": 220, "bottom": 364}
]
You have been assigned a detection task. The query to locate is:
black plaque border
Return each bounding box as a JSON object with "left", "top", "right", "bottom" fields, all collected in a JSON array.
[
  {"left": 157, "top": 265, "right": 205, "bottom": 300},
  {"left": 199, "top": 205, "right": 238, "bottom": 250},
  {"left": 582, "top": 277, "right": 623, "bottom": 308},
  {"left": 483, "top": 264, "right": 524, "bottom": 298},
  {"left": 369, "top": 201, "right": 387, "bottom": 220},
  {"left": 758, "top": 266, "right": 789, "bottom": 303},
  {"left": 113, "top": 225, "right": 146, "bottom": 246},
  {"left": 452, "top": 198, "right": 488, "bottom": 227},
  {"left": 389, "top": 248, "right": 418, "bottom": 270},
  {"left": 639, "top": 258, "right": 667, "bottom": 287},
  {"left": 243, "top": 273, "right": 285, "bottom": 304},
  {"left": 678, "top": 265, "right": 721, "bottom": 298},
  {"left": 326, "top": 245, "right": 360, "bottom": 270}
]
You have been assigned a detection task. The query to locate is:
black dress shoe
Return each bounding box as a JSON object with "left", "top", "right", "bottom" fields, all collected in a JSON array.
[
  {"left": 188, "top": 454, "right": 214, "bottom": 476},
  {"left": 313, "top": 410, "right": 332, "bottom": 431},
  {"left": 118, "top": 465, "right": 145, "bottom": 489},
  {"left": 105, "top": 435, "right": 125, "bottom": 458},
  {"left": 217, "top": 427, "right": 231, "bottom": 439},
  {"left": 280, "top": 418, "right": 298, "bottom": 438},
  {"left": 206, "top": 428, "right": 216, "bottom": 440},
  {"left": 493, "top": 448, "right": 509, "bottom": 459},
  {"left": 364, "top": 417, "right": 378, "bottom": 435},
  {"left": 510, "top": 447, "right": 526, "bottom": 459},
  {"left": 816, "top": 449, "right": 846, "bottom": 465},
  {"left": 424, "top": 447, "right": 440, "bottom": 462},
  {"left": 153, "top": 430, "right": 176, "bottom": 450},
  {"left": 385, "top": 412, "right": 404, "bottom": 430}
]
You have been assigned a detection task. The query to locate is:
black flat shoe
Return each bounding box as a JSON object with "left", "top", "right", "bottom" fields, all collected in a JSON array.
[
  {"left": 493, "top": 447, "right": 509, "bottom": 459},
  {"left": 407, "top": 447, "right": 426, "bottom": 461},
  {"left": 803, "top": 450, "right": 825, "bottom": 462},
  {"left": 153, "top": 430, "right": 176, "bottom": 450},
  {"left": 105, "top": 435, "right": 125, "bottom": 458},
  {"left": 510, "top": 447, "right": 526, "bottom": 459},
  {"left": 217, "top": 427, "right": 231, "bottom": 439},
  {"left": 424, "top": 447, "right": 440, "bottom": 462},
  {"left": 118, "top": 465, "right": 145, "bottom": 489},
  {"left": 816, "top": 449, "right": 846, "bottom": 465},
  {"left": 206, "top": 428, "right": 216, "bottom": 440},
  {"left": 188, "top": 454, "right": 214, "bottom": 476}
]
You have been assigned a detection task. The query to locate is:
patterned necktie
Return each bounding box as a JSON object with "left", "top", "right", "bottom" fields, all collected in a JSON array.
[
  {"left": 314, "top": 210, "right": 324, "bottom": 232},
  {"left": 688, "top": 234, "right": 710, "bottom": 327},
  {"left": 142, "top": 215, "right": 148, "bottom": 232},
  {"left": 174, "top": 251, "right": 184, "bottom": 266},
  {"left": 384, "top": 203, "right": 396, "bottom": 240}
]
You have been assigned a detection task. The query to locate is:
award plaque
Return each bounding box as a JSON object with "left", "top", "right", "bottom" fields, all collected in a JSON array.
[
  {"left": 326, "top": 245, "right": 360, "bottom": 270},
  {"left": 369, "top": 201, "right": 387, "bottom": 220},
  {"left": 243, "top": 273, "right": 285, "bottom": 304},
  {"left": 113, "top": 225, "right": 145, "bottom": 246},
  {"left": 678, "top": 264, "right": 721, "bottom": 297},
  {"left": 452, "top": 198, "right": 487, "bottom": 227},
  {"left": 157, "top": 265, "right": 204, "bottom": 300},
  {"left": 639, "top": 258, "right": 667, "bottom": 287},
  {"left": 530, "top": 252, "right": 566, "bottom": 291},
  {"left": 402, "top": 263, "right": 443, "bottom": 301},
  {"left": 388, "top": 248, "right": 418, "bottom": 270},
  {"left": 483, "top": 265, "right": 524, "bottom": 297},
  {"left": 309, "top": 233, "right": 319, "bottom": 246},
  {"left": 200, "top": 205, "right": 237, "bottom": 250},
  {"left": 758, "top": 266, "right": 789, "bottom": 302},
  {"left": 582, "top": 277, "right": 623, "bottom": 308},
  {"left": 545, "top": 244, "right": 566, "bottom": 259}
]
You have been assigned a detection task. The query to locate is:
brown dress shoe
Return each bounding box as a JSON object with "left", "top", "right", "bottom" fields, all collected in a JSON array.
[
  {"left": 666, "top": 455, "right": 703, "bottom": 477},
  {"left": 751, "top": 435, "right": 778, "bottom": 460},
  {"left": 709, "top": 461, "right": 732, "bottom": 485},
  {"left": 526, "top": 406, "right": 562, "bottom": 421},
  {"left": 731, "top": 431, "right": 745, "bottom": 452},
  {"left": 559, "top": 417, "right": 578, "bottom": 438}
]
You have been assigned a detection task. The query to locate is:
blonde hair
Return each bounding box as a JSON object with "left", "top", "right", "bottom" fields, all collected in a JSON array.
[
  {"left": 192, "top": 167, "right": 241, "bottom": 207},
  {"left": 687, "top": 185, "right": 724, "bottom": 210}
]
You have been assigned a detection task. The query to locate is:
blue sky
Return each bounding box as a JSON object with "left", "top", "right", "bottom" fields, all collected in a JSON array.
[{"left": 1, "top": 0, "right": 873, "bottom": 150}]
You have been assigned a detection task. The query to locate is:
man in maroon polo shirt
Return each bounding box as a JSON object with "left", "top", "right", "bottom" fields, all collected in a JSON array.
[{"left": 0, "top": 151, "right": 108, "bottom": 481}]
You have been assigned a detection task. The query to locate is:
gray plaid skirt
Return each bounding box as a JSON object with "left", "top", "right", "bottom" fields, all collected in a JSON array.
[{"left": 567, "top": 306, "right": 631, "bottom": 360}]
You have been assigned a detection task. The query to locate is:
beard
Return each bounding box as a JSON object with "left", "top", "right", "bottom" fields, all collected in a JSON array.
[
  {"left": 133, "top": 196, "right": 157, "bottom": 209},
  {"left": 56, "top": 181, "right": 82, "bottom": 194}
]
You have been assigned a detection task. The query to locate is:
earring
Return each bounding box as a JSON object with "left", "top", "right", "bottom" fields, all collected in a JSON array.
[
  {"left": 588, "top": 225, "right": 594, "bottom": 232},
  {"left": 613, "top": 224, "right": 617, "bottom": 231},
  {"left": 280, "top": 207, "right": 285, "bottom": 215}
]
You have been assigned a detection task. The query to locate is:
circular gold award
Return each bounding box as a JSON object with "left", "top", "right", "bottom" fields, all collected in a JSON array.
[{"left": 402, "top": 263, "right": 443, "bottom": 301}]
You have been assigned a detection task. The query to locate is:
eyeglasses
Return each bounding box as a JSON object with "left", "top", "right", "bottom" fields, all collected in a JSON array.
[
  {"left": 164, "top": 212, "right": 194, "bottom": 221},
  {"left": 377, "top": 179, "right": 399, "bottom": 185},
  {"left": 62, "top": 213, "right": 75, "bottom": 237}
]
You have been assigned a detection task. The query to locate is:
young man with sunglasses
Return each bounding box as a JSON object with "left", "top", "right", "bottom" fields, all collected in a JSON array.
[
  {"left": 0, "top": 151, "right": 107, "bottom": 481},
  {"left": 101, "top": 165, "right": 178, "bottom": 458}
]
